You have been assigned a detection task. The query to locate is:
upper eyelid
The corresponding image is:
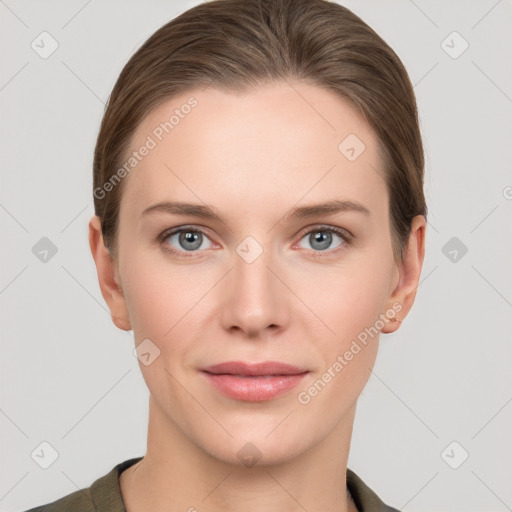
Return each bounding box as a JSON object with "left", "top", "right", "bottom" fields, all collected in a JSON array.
[
  {"left": 159, "top": 224, "right": 215, "bottom": 243},
  {"left": 299, "top": 224, "right": 351, "bottom": 238}
]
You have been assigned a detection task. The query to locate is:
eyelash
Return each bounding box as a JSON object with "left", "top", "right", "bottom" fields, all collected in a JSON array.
[{"left": 157, "top": 224, "right": 353, "bottom": 259}]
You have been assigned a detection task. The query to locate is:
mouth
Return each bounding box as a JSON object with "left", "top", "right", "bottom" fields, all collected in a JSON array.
[{"left": 200, "top": 361, "right": 309, "bottom": 402}]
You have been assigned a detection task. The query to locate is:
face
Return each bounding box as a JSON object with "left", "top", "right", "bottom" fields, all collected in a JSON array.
[{"left": 95, "top": 80, "right": 418, "bottom": 466}]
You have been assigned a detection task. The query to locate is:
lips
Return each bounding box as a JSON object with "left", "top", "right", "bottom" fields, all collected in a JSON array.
[
  {"left": 202, "top": 361, "right": 308, "bottom": 377},
  {"left": 201, "top": 361, "right": 309, "bottom": 401}
]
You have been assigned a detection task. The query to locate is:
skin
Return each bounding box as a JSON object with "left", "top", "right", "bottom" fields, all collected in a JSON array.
[{"left": 89, "top": 80, "right": 426, "bottom": 512}]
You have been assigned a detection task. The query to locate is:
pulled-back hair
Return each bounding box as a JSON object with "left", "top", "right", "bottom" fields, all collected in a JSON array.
[{"left": 93, "top": 0, "right": 427, "bottom": 262}]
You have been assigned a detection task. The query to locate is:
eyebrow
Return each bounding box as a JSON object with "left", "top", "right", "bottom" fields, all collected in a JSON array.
[{"left": 141, "top": 199, "right": 370, "bottom": 222}]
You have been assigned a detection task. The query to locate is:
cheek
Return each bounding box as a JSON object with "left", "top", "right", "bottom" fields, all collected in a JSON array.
[
  {"left": 121, "top": 254, "right": 182, "bottom": 338},
  {"left": 300, "top": 256, "right": 393, "bottom": 342},
  {"left": 295, "top": 267, "right": 387, "bottom": 412},
  {"left": 121, "top": 260, "right": 193, "bottom": 395},
  {"left": 121, "top": 252, "right": 217, "bottom": 349}
]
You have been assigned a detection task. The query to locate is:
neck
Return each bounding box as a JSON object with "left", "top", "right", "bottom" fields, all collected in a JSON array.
[{"left": 120, "top": 396, "right": 359, "bottom": 512}]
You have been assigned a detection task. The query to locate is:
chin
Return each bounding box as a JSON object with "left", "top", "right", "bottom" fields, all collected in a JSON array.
[{"left": 194, "top": 423, "right": 312, "bottom": 469}]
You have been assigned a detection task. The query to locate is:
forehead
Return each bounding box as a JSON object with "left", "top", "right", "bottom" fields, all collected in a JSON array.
[{"left": 120, "top": 80, "right": 387, "bottom": 219}]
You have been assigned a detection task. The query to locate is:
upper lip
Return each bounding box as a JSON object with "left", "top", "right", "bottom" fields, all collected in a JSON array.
[{"left": 202, "top": 361, "right": 308, "bottom": 376}]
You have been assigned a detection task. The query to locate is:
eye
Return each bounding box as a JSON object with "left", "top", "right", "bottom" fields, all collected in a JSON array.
[
  {"left": 295, "top": 225, "right": 351, "bottom": 255},
  {"left": 157, "top": 224, "right": 352, "bottom": 259},
  {"left": 159, "top": 226, "right": 214, "bottom": 257}
]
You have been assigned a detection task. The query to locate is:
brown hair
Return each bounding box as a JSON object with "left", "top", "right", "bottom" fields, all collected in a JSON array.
[{"left": 93, "top": 0, "right": 427, "bottom": 262}]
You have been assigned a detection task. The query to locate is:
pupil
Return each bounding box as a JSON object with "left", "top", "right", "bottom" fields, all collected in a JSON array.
[
  {"left": 181, "top": 231, "right": 201, "bottom": 250},
  {"left": 312, "top": 231, "right": 331, "bottom": 250}
]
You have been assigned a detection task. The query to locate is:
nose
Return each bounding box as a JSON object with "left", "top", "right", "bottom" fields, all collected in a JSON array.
[{"left": 219, "top": 241, "right": 290, "bottom": 338}]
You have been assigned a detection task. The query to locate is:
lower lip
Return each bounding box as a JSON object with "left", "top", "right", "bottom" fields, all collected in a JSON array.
[{"left": 202, "top": 372, "right": 308, "bottom": 402}]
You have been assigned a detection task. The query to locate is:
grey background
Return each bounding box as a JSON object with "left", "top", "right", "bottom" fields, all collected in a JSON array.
[{"left": 1, "top": 1, "right": 511, "bottom": 511}]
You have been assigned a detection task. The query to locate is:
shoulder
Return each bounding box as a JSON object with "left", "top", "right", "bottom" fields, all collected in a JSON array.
[
  {"left": 22, "top": 488, "right": 95, "bottom": 512},
  {"left": 22, "top": 457, "right": 144, "bottom": 512},
  {"left": 347, "top": 468, "right": 401, "bottom": 512}
]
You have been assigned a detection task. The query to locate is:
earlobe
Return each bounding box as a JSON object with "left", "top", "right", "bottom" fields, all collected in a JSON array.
[
  {"left": 88, "top": 215, "right": 132, "bottom": 331},
  {"left": 380, "top": 215, "right": 427, "bottom": 334}
]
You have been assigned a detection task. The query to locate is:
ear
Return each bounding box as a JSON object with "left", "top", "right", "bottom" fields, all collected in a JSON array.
[
  {"left": 381, "top": 215, "right": 426, "bottom": 334},
  {"left": 88, "top": 215, "right": 132, "bottom": 331}
]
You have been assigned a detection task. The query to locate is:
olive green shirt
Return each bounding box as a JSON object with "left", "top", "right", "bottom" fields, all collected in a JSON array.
[{"left": 24, "top": 457, "right": 400, "bottom": 512}]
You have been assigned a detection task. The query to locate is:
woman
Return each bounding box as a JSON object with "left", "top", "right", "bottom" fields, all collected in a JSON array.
[{"left": 26, "top": 0, "right": 426, "bottom": 510}]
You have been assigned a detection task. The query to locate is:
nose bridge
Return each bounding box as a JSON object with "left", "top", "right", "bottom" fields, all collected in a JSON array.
[{"left": 221, "top": 234, "right": 287, "bottom": 334}]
